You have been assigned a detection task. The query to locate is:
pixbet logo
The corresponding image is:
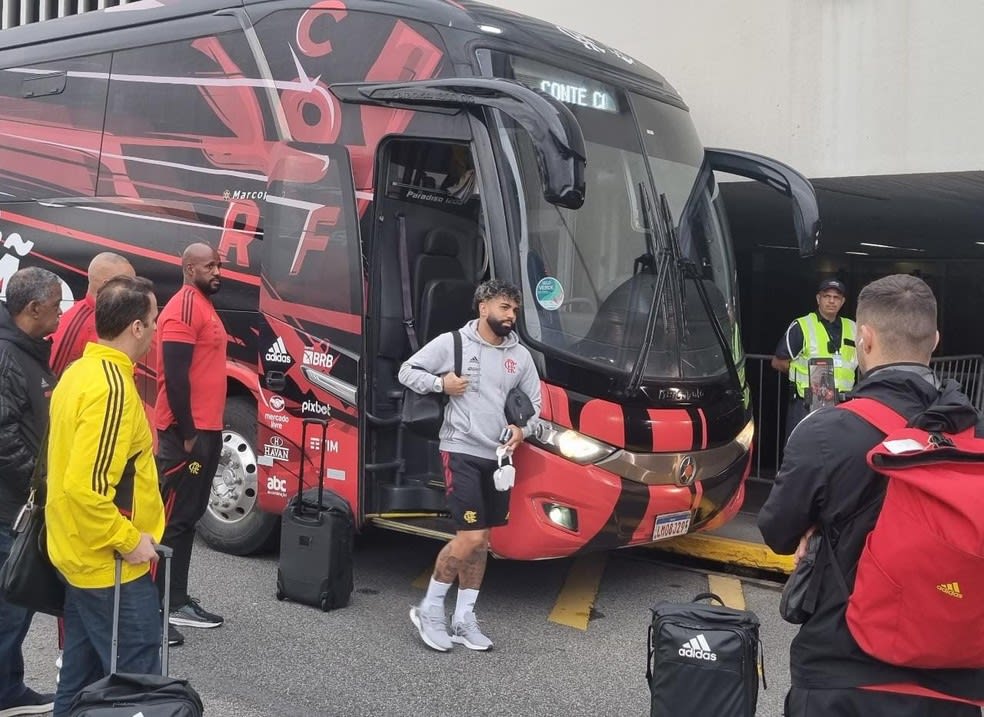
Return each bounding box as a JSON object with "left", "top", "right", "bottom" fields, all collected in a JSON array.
[{"left": 302, "top": 400, "right": 329, "bottom": 416}]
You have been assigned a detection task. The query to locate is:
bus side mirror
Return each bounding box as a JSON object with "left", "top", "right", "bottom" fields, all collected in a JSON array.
[
  {"left": 705, "top": 148, "right": 820, "bottom": 257},
  {"left": 330, "top": 78, "right": 587, "bottom": 210}
]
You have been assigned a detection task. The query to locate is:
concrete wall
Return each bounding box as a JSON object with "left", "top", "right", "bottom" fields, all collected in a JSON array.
[{"left": 486, "top": 0, "right": 984, "bottom": 178}]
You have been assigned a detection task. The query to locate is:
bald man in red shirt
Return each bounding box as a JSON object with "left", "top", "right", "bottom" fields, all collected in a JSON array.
[
  {"left": 50, "top": 252, "right": 134, "bottom": 377},
  {"left": 155, "top": 243, "right": 226, "bottom": 644}
]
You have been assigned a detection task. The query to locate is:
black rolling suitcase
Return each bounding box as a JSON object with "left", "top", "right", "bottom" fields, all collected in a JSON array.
[
  {"left": 276, "top": 418, "right": 354, "bottom": 611},
  {"left": 647, "top": 592, "right": 764, "bottom": 717},
  {"left": 69, "top": 545, "right": 204, "bottom": 717}
]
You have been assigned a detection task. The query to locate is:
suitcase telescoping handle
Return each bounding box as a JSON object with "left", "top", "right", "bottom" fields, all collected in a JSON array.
[
  {"left": 296, "top": 418, "right": 329, "bottom": 515},
  {"left": 112, "top": 544, "right": 172, "bottom": 677}
]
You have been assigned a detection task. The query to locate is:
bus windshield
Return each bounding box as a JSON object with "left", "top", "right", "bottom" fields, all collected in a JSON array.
[{"left": 490, "top": 53, "right": 739, "bottom": 381}]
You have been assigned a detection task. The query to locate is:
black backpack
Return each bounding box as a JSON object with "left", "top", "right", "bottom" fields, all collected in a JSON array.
[{"left": 647, "top": 593, "right": 765, "bottom": 717}]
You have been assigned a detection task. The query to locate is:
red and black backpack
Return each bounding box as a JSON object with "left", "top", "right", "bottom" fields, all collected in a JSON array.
[{"left": 835, "top": 397, "right": 984, "bottom": 669}]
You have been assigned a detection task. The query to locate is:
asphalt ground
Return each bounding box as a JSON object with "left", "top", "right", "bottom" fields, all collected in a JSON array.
[{"left": 21, "top": 528, "right": 798, "bottom": 717}]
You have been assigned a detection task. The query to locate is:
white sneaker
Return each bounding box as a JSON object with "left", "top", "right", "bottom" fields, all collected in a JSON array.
[
  {"left": 450, "top": 611, "right": 493, "bottom": 651},
  {"left": 410, "top": 604, "right": 453, "bottom": 652}
]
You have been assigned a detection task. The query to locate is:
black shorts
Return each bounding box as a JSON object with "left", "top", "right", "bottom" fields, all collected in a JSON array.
[{"left": 441, "top": 451, "right": 511, "bottom": 531}]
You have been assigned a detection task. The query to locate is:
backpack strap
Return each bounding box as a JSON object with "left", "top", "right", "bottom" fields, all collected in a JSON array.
[
  {"left": 452, "top": 330, "right": 462, "bottom": 377},
  {"left": 839, "top": 397, "right": 909, "bottom": 434}
]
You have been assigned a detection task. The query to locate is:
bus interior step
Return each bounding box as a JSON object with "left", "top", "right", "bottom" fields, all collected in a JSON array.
[{"left": 379, "top": 482, "right": 446, "bottom": 512}]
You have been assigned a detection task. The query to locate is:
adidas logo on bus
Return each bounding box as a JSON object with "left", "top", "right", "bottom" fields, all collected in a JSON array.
[
  {"left": 937, "top": 582, "right": 964, "bottom": 599},
  {"left": 265, "top": 337, "right": 291, "bottom": 364},
  {"left": 678, "top": 634, "right": 717, "bottom": 661}
]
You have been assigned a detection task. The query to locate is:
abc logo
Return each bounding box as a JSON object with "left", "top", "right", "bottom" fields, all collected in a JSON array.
[
  {"left": 266, "top": 476, "right": 287, "bottom": 493},
  {"left": 302, "top": 400, "right": 329, "bottom": 416}
]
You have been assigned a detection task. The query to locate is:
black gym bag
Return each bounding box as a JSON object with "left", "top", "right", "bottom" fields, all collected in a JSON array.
[{"left": 647, "top": 592, "right": 765, "bottom": 717}]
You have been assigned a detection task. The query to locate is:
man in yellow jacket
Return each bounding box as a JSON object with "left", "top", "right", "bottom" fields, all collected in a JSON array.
[{"left": 46, "top": 276, "right": 165, "bottom": 717}]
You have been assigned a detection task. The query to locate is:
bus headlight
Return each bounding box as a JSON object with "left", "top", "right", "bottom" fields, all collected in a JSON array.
[
  {"left": 735, "top": 419, "right": 755, "bottom": 451},
  {"left": 533, "top": 420, "right": 616, "bottom": 465}
]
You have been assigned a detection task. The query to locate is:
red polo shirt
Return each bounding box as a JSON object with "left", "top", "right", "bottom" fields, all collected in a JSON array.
[
  {"left": 50, "top": 294, "right": 96, "bottom": 378},
  {"left": 155, "top": 284, "right": 227, "bottom": 431}
]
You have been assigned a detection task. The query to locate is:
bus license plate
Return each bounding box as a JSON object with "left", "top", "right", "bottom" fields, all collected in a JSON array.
[{"left": 652, "top": 511, "right": 691, "bottom": 541}]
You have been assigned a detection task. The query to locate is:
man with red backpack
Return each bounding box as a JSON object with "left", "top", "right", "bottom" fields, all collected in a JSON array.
[{"left": 759, "top": 274, "right": 984, "bottom": 715}]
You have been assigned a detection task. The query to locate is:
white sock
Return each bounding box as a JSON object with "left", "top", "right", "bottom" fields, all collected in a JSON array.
[
  {"left": 453, "top": 588, "right": 480, "bottom": 624},
  {"left": 422, "top": 578, "right": 452, "bottom": 612}
]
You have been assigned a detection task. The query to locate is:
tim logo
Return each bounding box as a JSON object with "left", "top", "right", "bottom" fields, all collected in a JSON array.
[{"left": 504, "top": 358, "right": 517, "bottom": 375}]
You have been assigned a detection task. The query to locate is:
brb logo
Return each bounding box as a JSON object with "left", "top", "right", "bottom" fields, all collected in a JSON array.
[{"left": 302, "top": 347, "right": 334, "bottom": 370}]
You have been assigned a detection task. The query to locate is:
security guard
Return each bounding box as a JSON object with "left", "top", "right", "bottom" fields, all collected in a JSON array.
[{"left": 771, "top": 278, "right": 857, "bottom": 439}]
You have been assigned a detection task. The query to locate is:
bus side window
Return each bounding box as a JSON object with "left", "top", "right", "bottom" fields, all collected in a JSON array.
[{"left": 0, "top": 54, "right": 111, "bottom": 200}]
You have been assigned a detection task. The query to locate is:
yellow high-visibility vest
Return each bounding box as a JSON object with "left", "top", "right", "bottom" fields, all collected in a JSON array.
[{"left": 788, "top": 313, "right": 858, "bottom": 398}]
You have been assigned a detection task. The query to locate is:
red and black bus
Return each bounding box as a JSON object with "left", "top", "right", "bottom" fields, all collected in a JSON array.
[{"left": 0, "top": 0, "right": 818, "bottom": 560}]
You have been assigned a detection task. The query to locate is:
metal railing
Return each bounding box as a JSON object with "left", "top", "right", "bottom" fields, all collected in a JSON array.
[{"left": 744, "top": 352, "right": 984, "bottom": 481}]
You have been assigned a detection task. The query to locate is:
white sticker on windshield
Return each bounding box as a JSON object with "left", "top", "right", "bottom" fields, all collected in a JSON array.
[{"left": 535, "top": 277, "right": 565, "bottom": 311}]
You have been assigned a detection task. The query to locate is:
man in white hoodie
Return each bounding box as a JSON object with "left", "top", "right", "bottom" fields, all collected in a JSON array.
[{"left": 399, "top": 279, "right": 541, "bottom": 652}]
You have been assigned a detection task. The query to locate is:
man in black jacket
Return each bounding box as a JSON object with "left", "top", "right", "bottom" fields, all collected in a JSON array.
[
  {"left": 759, "top": 274, "right": 984, "bottom": 716},
  {"left": 0, "top": 267, "right": 62, "bottom": 717}
]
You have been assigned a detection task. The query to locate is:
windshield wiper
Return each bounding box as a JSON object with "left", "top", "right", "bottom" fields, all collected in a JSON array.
[
  {"left": 660, "top": 190, "right": 744, "bottom": 395},
  {"left": 625, "top": 183, "right": 672, "bottom": 395},
  {"left": 627, "top": 189, "right": 744, "bottom": 396}
]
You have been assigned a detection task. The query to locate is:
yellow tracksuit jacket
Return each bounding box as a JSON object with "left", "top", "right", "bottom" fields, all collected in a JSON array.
[{"left": 46, "top": 343, "right": 165, "bottom": 588}]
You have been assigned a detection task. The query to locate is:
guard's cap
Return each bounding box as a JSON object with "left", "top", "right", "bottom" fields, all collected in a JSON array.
[{"left": 817, "top": 279, "right": 847, "bottom": 295}]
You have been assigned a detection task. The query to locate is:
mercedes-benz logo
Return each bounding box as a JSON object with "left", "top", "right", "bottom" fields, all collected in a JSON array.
[{"left": 678, "top": 455, "right": 697, "bottom": 486}]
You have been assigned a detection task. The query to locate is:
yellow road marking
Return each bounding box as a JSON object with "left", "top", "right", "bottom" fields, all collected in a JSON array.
[
  {"left": 548, "top": 552, "right": 608, "bottom": 631},
  {"left": 707, "top": 574, "right": 745, "bottom": 610},
  {"left": 655, "top": 534, "right": 795, "bottom": 574},
  {"left": 412, "top": 567, "right": 432, "bottom": 590}
]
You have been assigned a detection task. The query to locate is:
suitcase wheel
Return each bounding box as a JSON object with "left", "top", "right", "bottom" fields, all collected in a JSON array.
[
  {"left": 320, "top": 594, "right": 330, "bottom": 612},
  {"left": 276, "top": 575, "right": 285, "bottom": 601}
]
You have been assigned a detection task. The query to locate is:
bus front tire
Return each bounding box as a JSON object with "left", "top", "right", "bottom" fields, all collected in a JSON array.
[{"left": 196, "top": 396, "right": 281, "bottom": 556}]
